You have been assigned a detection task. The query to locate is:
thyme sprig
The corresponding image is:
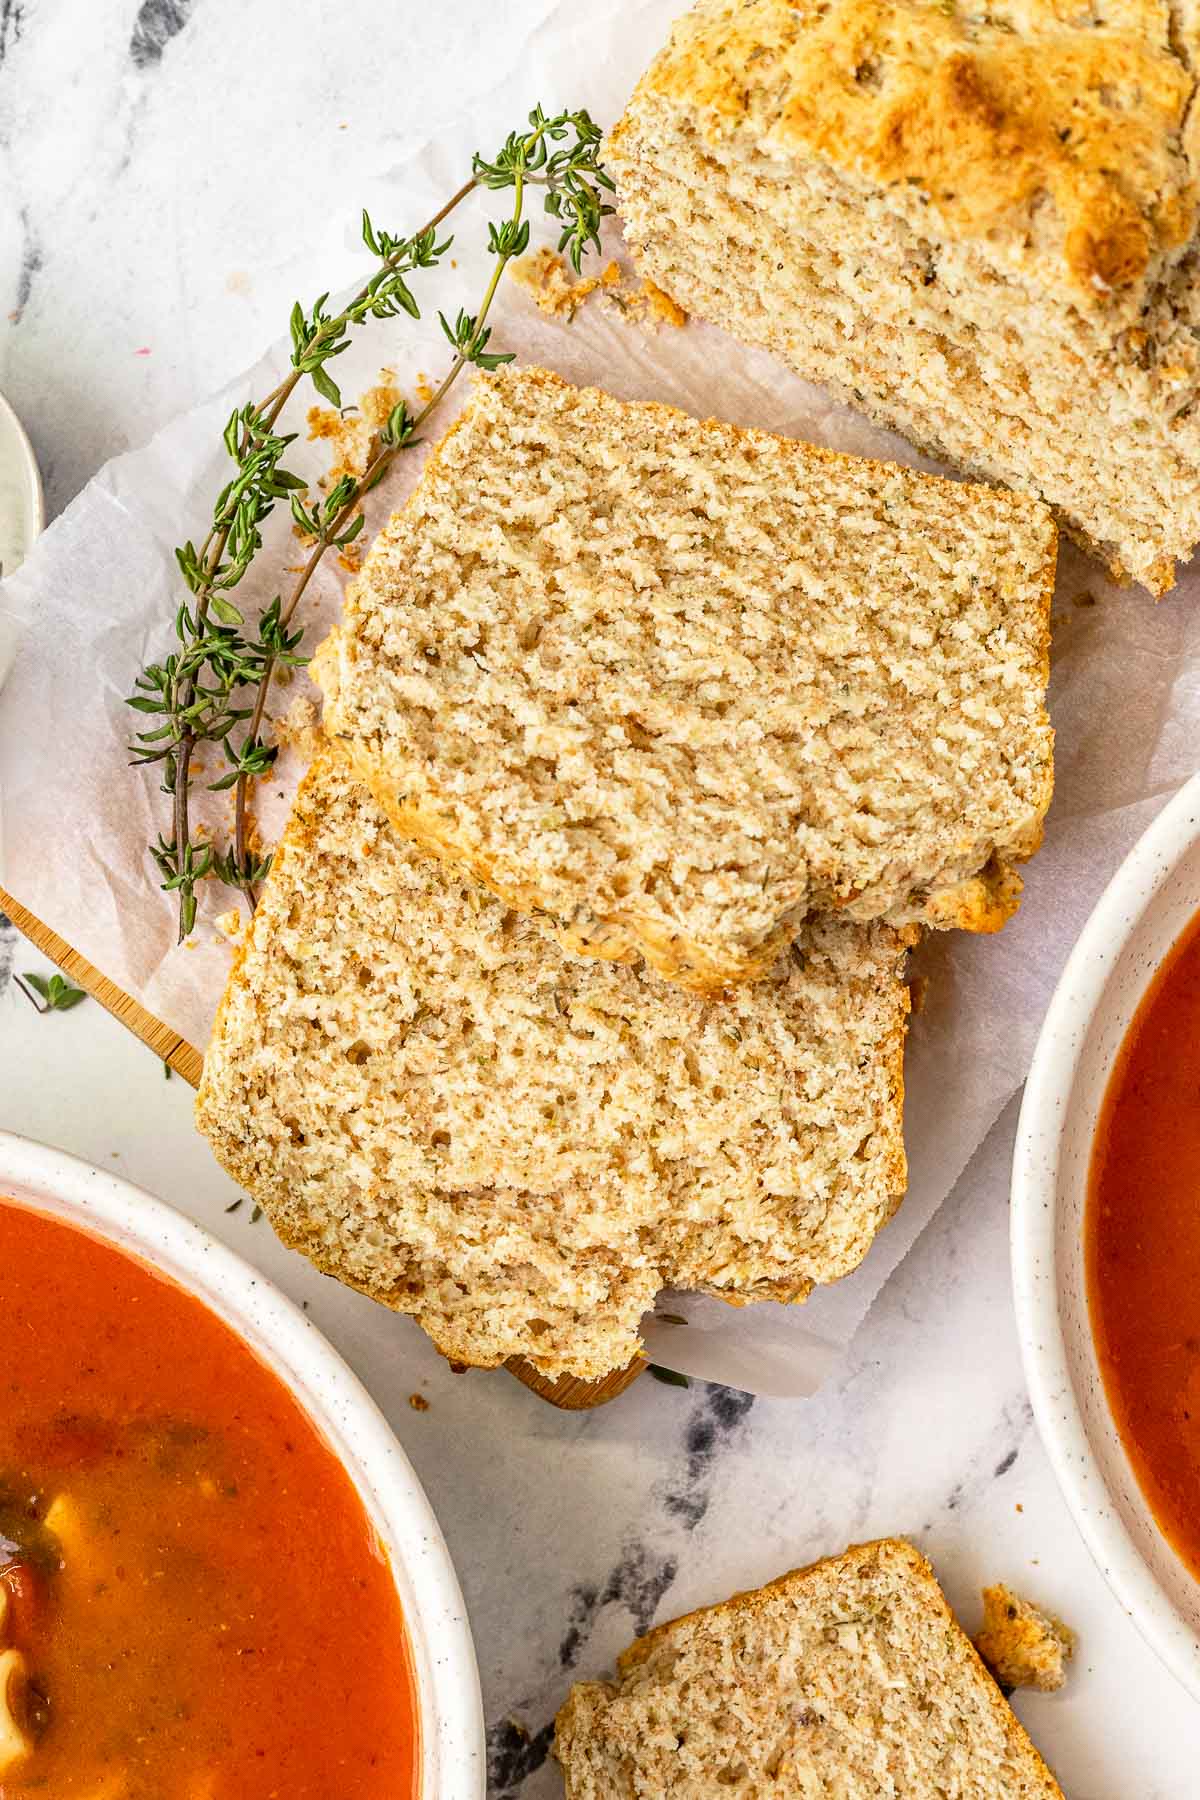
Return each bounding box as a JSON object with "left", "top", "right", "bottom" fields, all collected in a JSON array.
[
  {"left": 128, "top": 107, "right": 613, "bottom": 940},
  {"left": 16, "top": 972, "right": 88, "bottom": 1014}
]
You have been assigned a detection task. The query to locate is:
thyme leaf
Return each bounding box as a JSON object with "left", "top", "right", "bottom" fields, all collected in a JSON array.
[
  {"left": 17, "top": 972, "right": 88, "bottom": 1013},
  {"left": 128, "top": 106, "right": 611, "bottom": 941}
]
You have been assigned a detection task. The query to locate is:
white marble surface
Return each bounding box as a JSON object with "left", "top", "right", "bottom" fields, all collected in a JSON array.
[{"left": 2, "top": 2, "right": 1199, "bottom": 1794}]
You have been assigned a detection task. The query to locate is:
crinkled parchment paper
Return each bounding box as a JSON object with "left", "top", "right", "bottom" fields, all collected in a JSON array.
[{"left": 3, "top": 0, "right": 1199, "bottom": 1393}]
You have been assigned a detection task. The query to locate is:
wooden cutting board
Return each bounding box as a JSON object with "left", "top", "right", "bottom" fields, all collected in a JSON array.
[{"left": 0, "top": 886, "right": 644, "bottom": 1410}]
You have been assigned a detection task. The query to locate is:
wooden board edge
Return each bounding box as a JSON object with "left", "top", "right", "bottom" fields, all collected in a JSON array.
[
  {"left": 1, "top": 886, "right": 204, "bottom": 1085},
  {"left": 505, "top": 1354, "right": 646, "bottom": 1408},
  {"left": 1, "top": 889, "right": 646, "bottom": 1408}
]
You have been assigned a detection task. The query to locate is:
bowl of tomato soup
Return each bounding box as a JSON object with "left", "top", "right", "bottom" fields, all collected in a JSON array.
[
  {"left": 0, "top": 1130, "right": 483, "bottom": 1798},
  {"left": 1013, "top": 772, "right": 1200, "bottom": 1701}
]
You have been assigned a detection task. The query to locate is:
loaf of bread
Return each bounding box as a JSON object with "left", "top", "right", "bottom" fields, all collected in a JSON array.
[
  {"left": 315, "top": 366, "right": 1055, "bottom": 993},
  {"left": 196, "top": 757, "right": 913, "bottom": 1380},
  {"left": 555, "top": 1538, "right": 1064, "bottom": 1798},
  {"left": 607, "top": 0, "right": 1200, "bottom": 595}
]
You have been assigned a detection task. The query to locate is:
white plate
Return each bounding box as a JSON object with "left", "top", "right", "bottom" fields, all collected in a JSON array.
[
  {"left": 1012, "top": 772, "right": 1200, "bottom": 1700},
  {"left": 0, "top": 1130, "right": 486, "bottom": 1797}
]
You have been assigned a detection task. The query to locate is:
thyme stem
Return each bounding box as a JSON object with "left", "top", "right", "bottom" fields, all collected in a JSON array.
[
  {"left": 230, "top": 169, "right": 531, "bottom": 877},
  {"left": 129, "top": 109, "right": 612, "bottom": 941}
]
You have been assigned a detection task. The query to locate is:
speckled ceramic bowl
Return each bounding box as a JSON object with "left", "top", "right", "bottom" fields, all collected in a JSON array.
[
  {"left": 1012, "top": 773, "right": 1200, "bottom": 1700},
  {"left": 0, "top": 1130, "right": 485, "bottom": 1796},
  {"left": 0, "top": 388, "right": 44, "bottom": 691}
]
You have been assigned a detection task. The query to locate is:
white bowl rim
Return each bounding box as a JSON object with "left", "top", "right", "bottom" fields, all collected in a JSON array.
[
  {"left": 0, "top": 387, "right": 46, "bottom": 546},
  {"left": 0, "top": 1129, "right": 486, "bottom": 1797},
  {"left": 1012, "top": 769, "right": 1200, "bottom": 1700}
]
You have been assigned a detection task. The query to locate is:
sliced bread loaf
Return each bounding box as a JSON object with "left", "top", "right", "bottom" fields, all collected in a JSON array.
[
  {"left": 607, "top": 0, "right": 1200, "bottom": 594},
  {"left": 314, "top": 366, "right": 1055, "bottom": 994},
  {"left": 555, "top": 1538, "right": 1064, "bottom": 1798},
  {"left": 195, "top": 757, "right": 912, "bottom": 1380}
]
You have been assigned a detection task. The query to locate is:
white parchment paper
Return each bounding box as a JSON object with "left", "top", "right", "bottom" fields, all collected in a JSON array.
[{"left": 3, "top": 0, "right": 1198, "bottom": 1393}]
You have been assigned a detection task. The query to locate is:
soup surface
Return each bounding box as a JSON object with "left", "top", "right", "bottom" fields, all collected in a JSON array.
[
  {"left": 1089, "top": 907, "right": 1200, "bottom": 1582},
  {"left": 0, "top": 1198, "right": 418, "bottom": 1798}
]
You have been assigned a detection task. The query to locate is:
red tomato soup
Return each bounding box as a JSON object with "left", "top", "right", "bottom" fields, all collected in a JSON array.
[
  {"left": 1088, "top": 907, "right": 1200, "bottom": 1581},
  {"left": 0, "top": 1199, "right": 418, "bottom": 1799}
]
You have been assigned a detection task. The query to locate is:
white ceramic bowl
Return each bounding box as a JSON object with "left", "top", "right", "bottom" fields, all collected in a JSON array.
[
  {"left": 0, "top": 388, "right": 44, "bottom": 573},
  {"left": 0, "top": 389, "right": 44, "bottom": 691},
  {"left": 1012, "top": 772, "right": 1200, "bottom": 1700},
  {"left": 0, "top": 1130, "right": 485, "bottom": 1797}
]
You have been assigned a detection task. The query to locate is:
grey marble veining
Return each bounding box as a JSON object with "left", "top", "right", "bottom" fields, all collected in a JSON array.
[{"left": 3, "top": 3, "right": 1200, "bottom": 1795}]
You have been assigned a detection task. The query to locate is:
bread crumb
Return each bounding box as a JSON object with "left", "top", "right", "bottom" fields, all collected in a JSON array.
[
  {"left": 509, "top": 246, "right": 605, "bottom": 319},
  {"left": 306, "top": 372, "right": 405, "bottom": 488},
  {"left": 974, "top": 1584, "right": 1075, "bottom": 1694},
  {"left": 509, "top": 251, "right": 686, "bottom": 331},
  {"left": 359, "top": 372, "right": 400, "bottom": 431},
  {"left": 274, "top": 694, "right": 324, "bottom": 760},
  {"left": 415, "top": 371, "right": 435, "bottom": 407},
  {"left": 214, "top": 909, "right": 245, "bottom": 944},
  {"left": 302, "top": 369, "right": 409, "bottom": 548},
  {"left": 1071, "top": 588, "right": 1098, "bottom": 608},
  {"left": 600, "top": 274, "right": 689, "bottom": 332},
  {"left": 241, "top": 809, "right": 271, "bottom": 865},
  {"left": 407, "top": 1392, "right": 430, "bottom": 1412},
  {"left": 640, "top": 278, "right": 688, "bottom": 328}
]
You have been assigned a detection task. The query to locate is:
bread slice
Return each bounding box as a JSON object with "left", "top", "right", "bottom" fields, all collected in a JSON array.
[
  {"left": 314, "top": 366, "right": 1055, "bottom": 994},
  {"left": 607, "top": 0, "right": 1200, "bottom": 595},
  {"left": 555, "top": 1539, "right": 1064, "bottom": 1798},
  {"left": 195, "top": 756, "right": 912, "bottom": 1380}
]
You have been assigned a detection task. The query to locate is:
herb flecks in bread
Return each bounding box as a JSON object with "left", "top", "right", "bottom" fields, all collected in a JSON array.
[
  {"left": 315, "top": 366, "right": 1055, "bottom": 992},
  {"left": 607, "top": 0, "right": 1200, "bottom": 593},
  {"left": 196, "top": 758, "right": 912, "bottom": 1380},
  {"left": 555, "top": 1539, "right": 1064, "bottom": 1798}
]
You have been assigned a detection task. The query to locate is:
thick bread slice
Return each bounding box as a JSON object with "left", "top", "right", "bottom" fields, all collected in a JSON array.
[
  {"left": 606, "top": 0, "right": 1200, "bottom": 593},
  {"left": 555, "top": 1538, "right": 1064, "bottom": 1798},
  {"left": 314, "top": 366, "right": 1055, "bottom": 993},
  {"left": 195, "top": 757, "right": 912, "bottom": 1380}
]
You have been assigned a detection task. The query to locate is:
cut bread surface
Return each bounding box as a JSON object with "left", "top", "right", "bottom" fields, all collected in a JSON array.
[
  {"left": 555, "top": 1538, "right": 1064, "bottom": 1798},
  {"left": 607, "top": 0, "right": 1200, "bottom": 594},
  {"left": 196, "top": 758, "right": 912, "bottom": 1380},
  {"left": 315, "top": 366, "right": 1054, "bottom": 992}
]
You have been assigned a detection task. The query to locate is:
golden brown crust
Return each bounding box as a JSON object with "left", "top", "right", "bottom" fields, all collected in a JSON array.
[
  {"left": 974, "top": 1583, "right": 1076, "bottom": 1694},
  {"left": 626, "top": 0, "right": 1198, "bottom": 304},
  {"left": 923, "top": 857, "right": 1024, "bottom": 934}
]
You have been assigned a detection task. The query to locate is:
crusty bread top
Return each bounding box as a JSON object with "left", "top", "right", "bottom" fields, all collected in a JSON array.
[
  {"left": 618, "top": 0, "right": 1198, "bottom": 308},
  {"left": 316, "top": 366, "right": 1055, "bottom": 991},
  {"left": 196, "top": 757, "right": 912, "bottom": 1381},
  {"left": 555, "top": 1538, "right": 1064, "bottom": 1799}
]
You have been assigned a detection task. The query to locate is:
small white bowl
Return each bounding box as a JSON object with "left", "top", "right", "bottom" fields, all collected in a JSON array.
[
  {"left": 0, "top": 1129, "right": 485, "bottom": 1797},
  {"left": 0, "top": 387, "right": 44, "bottom": 576},
  {"left": 0, "top": 388, "right": 45, "bottom": 692},
  {"left": 1012, "top": 773, "right": 1200, "bottom": 1700}
]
